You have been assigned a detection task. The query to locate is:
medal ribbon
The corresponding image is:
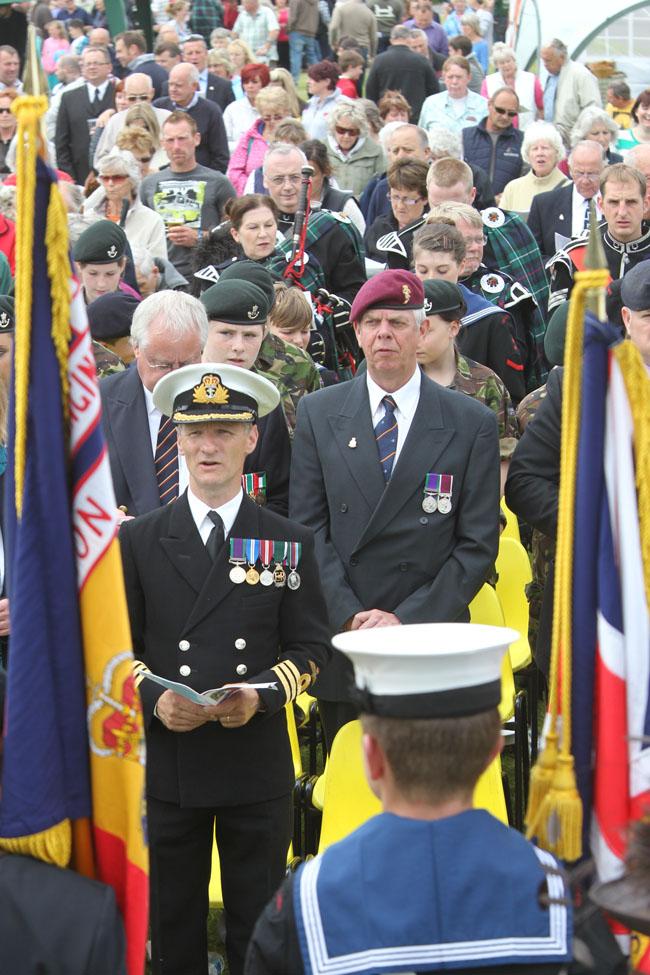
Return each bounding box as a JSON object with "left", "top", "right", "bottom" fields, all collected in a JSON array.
[
  {"left": 425, "top": 473, "right": 441, "bottom": 494},
  {"left": 260, "top": 538, "right": 274, "bottom": 565},
  {"left": 246, "top": 538, "right": 260, "bottom": 565},
  {"left": 230, "top": 537, "right": 245, "bottom": 560},
  {"left": 439, "top": 474, "right": 453, "bottom": 496},
  {"left": 273, "top": 540, "right": 288, "bottom": 565},
  {"left": 288, "top": 541, "right": 302, "bottom": 571}
]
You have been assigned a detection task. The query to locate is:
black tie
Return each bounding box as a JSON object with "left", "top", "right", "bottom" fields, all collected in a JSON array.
[
  {"left": 206, "top": 510, "right": 224, "bottom": 562},
  {"left": 93, "top": 86, "right": 101, "bottom": 106}
]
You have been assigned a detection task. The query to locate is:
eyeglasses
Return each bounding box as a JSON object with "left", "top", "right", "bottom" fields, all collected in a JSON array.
[
  {"left": 143, "top": 357, "right": 197, "bottom": 371},
  {"left": 99, "top": 173, "right": 129, "bottom": 183},
  {"left": 493, "top": 105, "right": 518, "bottom": 118},
  {"left": 572, "top": 170, "right": 601, "bottom": 181},
  {"left": 388, "top": 192, "right": 424, "bottom": 206},
  {"left": 261, "top": 114, "right": 285, "bottom": 123},
  {"left": 125, "top": 94, "right": 151, "bottom": 102},
  {"left": 335, "top": 125, "right": 359, "bottom": 137},
  {"left": 268, "top": 174, "right": 302, "bottom": 186},
  {"left": 464, "top": 235, "right": 487, "bottom": 246}
]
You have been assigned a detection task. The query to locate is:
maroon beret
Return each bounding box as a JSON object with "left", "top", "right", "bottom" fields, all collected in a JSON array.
[{"left": 350, "top": 270, "right": 424, "bottom": 323}]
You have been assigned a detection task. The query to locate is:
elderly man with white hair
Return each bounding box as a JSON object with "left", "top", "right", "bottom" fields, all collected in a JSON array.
[
  {"left": 153, "top": 61, "right": 230, "bottom": 172},
  {"left": 539, "top": 37, "right": 601, "bottom": 145},
  {"left": 499, "top": 120, "right": 569, "bottom": 216},
  {"left": 94, "top": 72, "right": 170, "bottom": 166}
]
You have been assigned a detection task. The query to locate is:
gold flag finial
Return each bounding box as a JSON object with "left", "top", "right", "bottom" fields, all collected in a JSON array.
[{"left": 584, "top": 198, "right": 607, "bottom": 320}]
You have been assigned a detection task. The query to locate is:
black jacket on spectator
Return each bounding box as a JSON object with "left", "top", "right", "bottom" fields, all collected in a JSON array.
[
  {"left": 365, "top": 44, "right": 439, "bottom": 124},
  {"left": 462, "top": 119, "right": 524, "bottom": 197},
  {"left": 160, "top": 72, "right": 235, "bottom": 113},
  {"left": 153, "top": 95, "right": 230, "bottom": 173}
]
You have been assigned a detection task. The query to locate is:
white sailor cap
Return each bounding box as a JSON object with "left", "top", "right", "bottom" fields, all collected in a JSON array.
[
  {"left": 332, "top": 623, "right": 518, "bottom": 719},
  {"left": 153, "top": 362, "right": 280, "bottom": 424}
]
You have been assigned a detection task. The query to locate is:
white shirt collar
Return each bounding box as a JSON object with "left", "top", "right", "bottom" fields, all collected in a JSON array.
[
  {"left": 366, "top": 367, "right": 421, "bottom": 421},
  {"left": 186, "top": 485, "right": 244, "bottom": 540},
  {"left": 142, "top": 382, "right": 158, "bottom": 417},
  {"left": 86, "top": 80, "right": 110, "bottom": 100}
]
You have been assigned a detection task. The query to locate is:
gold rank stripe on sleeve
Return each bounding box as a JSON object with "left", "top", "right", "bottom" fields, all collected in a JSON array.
[
  {"left": 132, "top": 660, "right": 150, "bottom": 688},
  {"left": 271, "top": 663, "right": 293, "bottom": 703},
  {"left": 271, "top": 659, "right": 304, "bottom": 703}
]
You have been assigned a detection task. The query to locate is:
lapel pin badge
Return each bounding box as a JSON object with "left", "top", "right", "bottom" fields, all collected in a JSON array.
[{"left": 348, "top": 437, "right": 357, "bottom": 449}]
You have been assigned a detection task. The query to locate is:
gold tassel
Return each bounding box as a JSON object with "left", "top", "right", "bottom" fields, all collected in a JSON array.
[
  {"left": 0, "top": 818, "right": 71, "bottom": 867},
  {"left": 525, "top": 728, "right": 558, "bottom": 841},
  {"left": 539, "top": 753, "right": 583, "bottom": 862}
]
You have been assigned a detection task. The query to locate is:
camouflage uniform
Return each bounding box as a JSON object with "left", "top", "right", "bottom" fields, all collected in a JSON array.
[
  {"left": 92, "top": 341, "right": 125, "bottom": 379},
  {"left": 254, "top": 331, "right": 322, "bottom": 434},
  {"left": 516, "top": 382, "right": 554, "bottom": 652},
  {"left": 451, "top": 352, "right": 519, "bottom": 461}
]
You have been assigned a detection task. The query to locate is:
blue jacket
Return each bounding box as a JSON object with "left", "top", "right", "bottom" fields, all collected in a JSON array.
[{"left": 462, "top": 119, "right": 524, "bottom": 196}]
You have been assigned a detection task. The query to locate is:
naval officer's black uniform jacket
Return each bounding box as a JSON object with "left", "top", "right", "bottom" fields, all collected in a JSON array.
[{"left": 120, "top": 490, "right": 331, "bottom": 806}]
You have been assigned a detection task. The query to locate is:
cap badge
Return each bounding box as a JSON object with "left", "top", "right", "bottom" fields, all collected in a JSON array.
[
  {"left": 402, "top": 284, "right": 411, "bottom": 304},
  {"left": 0, "top": 311, "right": 10, "bottom": 329},
  {"left": 348, "top": 437, "right": 357, "bottom": 449},
  {"left": 248, "top": 304, "right": 260, "bottom": 320},
  {"left": 193, "top": 373, "right": 229, "bottom": 404},
  {"left": 106, "top": 244, "right": 118, "bottom": 259},
  {"left": 424, "top": 298, "right": 432, "bottom": 314}
]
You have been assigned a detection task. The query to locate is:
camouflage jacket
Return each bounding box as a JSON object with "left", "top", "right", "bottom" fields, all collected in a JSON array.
[
  {"left": 450, "top": 352, "right": 519, "bottom": 460},
  {"left": 254, "top": 332, "right": 322, "bottom": 433}
]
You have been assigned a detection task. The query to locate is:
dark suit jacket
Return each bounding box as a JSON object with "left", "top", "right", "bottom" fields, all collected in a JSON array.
[
  {"left": 55, "top": 82, "right": 115, "bottom": 184},
  {"left": 100, "top": 365, "right": 290, "bottom": 517},
  {"left": 527, "top": 183, "right": 575, "bottom": 264},
  {"left": 505, "top": 367, "right": 562, "bottom": 677},
  {"left": 161, "top": 72, "right": 235, "bottom": 112},
  {"left": 120, "top": 492, "right": 331, "bottom": 805},
  {"left": 153, "top": 95, "right": 230, "bottom": 173},
  {"left": 290, "top": 372, "right": 501, "bottom": 700},
  {"left": 364, "top": 45, "right": 439, "bottom": 123},
  {"left": 0, "top": 853, "right": 126, "bottom": 975}
]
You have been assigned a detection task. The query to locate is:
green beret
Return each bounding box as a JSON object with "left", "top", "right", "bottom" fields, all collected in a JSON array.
[
  {"left": 544, "top": 301, "right": 569, "bottom": 367},
  {"left": 422, "top": 279, "right": 466, "bottom": 317},
  {"left": 218, "top": 260, "right": 276, "bottom": 308},
  {"left": 73, "top": 220, "right": 127, "bottom": 265},
  {"left": 201, "top": 279, "right": 271, "bottom": 325},
  {"left": 0, "top": 295, "right": 14, "bottom": 333}
]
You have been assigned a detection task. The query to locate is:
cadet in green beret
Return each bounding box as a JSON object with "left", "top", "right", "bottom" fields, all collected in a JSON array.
[
  {"left": 215, "top": 261, "right": 322, "bottom": 433},
  {"left": 0, "top": 294, "right": 14, "bottom": 391},
  {"left": 200, "top": 276, "right": 292, "bottom": 515},
  {"left": 72, "top": 220, "right": 128, "bottom": 305}
]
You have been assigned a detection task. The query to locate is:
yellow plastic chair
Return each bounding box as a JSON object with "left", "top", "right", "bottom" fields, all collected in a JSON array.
[
  {"left": 315, "top": 720, "right": 508, "bottom": 854},
  {"left": 468, "top": 584, "right": 516, "bottom": 722},
  {"left": 500, "top": 496, "right": 521, "bottom": 542},
  {"left": 495, "top": 537, "right": 533, "bottom": 673},
  {"left": 209, "top": 703, "right": 300, "bottom": 906}
]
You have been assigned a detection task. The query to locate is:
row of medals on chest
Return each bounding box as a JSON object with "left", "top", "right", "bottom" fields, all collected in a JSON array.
[{"left": 229, "top": 538, "right": 302, "bottom": 590}]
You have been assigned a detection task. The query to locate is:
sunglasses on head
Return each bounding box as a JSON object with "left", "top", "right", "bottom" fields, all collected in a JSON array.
[{"left": 493, "top": 105, "right": 518, "bottom": 118}]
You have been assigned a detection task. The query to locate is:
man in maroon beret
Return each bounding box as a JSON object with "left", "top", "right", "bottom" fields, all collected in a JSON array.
[{"left": 289, "top": 269, "right": 502, "bottom": 748}]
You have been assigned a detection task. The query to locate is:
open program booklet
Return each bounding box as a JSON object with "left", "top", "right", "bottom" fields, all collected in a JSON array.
[{"left": 133, "top": 662, "right": 277, "bottom": 707}]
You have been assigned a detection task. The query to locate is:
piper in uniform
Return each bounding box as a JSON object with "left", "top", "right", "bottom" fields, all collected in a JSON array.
[
  {"left": 245, "top": 622, "right": 573, "bottom": 974},
  {"left": 120, "top": 364, "right": 331, "bottom": 975}
]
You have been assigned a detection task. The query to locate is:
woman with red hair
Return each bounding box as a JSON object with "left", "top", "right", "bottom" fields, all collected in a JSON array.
[{"left": 223, "top": 61, "right": 271, "bottom": 151}]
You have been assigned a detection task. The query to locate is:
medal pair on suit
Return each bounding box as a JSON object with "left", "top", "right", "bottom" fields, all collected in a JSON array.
[
  {"left": 100, "top": 366, "right": 291, "bottom": 517},
  {"left": 289, "top": 371, "right": 501, "bottom": 705},
  {"left": 119, "top": 491, "right": 330, "bottom": 974}
]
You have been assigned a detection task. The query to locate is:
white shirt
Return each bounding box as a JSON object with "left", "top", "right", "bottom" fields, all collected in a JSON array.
[
  {"left": 571, "top": 185, "right": 603, "bottom": 238},
  {"left": 142, "top": 382, "right": 189, "bottom": 494},
  {"left": 366, "top": 367, "right": 421, "bottom": 467},
  {"left": 86, "top": 80, "right": 111, "bottom": 103},
  {"left": 198, "top": 68, "right": 208, "bottom": 97},
  {"left": 186, "top": 486, "right": 243, "bottom": 543}
]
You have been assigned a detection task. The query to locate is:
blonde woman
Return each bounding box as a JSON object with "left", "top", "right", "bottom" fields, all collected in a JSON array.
[
  {"left": 227, "top": 87, "right": 293, "bottom": 193},
  {"left": 326, "top": 100, "right": 385, "bottom": 198}
]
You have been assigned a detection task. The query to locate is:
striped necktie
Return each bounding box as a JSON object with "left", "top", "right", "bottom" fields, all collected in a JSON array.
[
  {"left": 154, "top": 415, "right": 179, "bottom": 504},
  {"left": 374, "top": 395, "right": 398, "bottom": 483}
]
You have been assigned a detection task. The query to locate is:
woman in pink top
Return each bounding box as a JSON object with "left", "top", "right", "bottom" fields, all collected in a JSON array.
[{"left": 227, "top": 87, "right": 293, "bottom": 194}]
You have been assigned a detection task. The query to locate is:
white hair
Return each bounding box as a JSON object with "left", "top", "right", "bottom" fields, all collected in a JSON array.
[
  {"left": 379, "top": 120, "right": 407, "bottom": 148},
  {"left": 130, "top": 291, "right": 209, "bottom": 349},
  {"left": 328, "top": 100, "right": 369, "bottom": 138},
  {"left": 98, "top": 148, "right": 142, "bottom": 194},
  {"left": 570, "top": 106, "right": 618, "bottom": 147},
  {"left": 521, "top": 120, "right": 564, "bottom": 165},
  {"left": 568, "top": 139, "right": 605, "bottom": 167},
  {"left": 491, "top": 42, "right": 516, "bottom": 66},
  {"left": 427, "top": 126, "right": 462, "bottom": 160},
  {"left": 262, "top": 142, "right": 308, "bottom": 173}
]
